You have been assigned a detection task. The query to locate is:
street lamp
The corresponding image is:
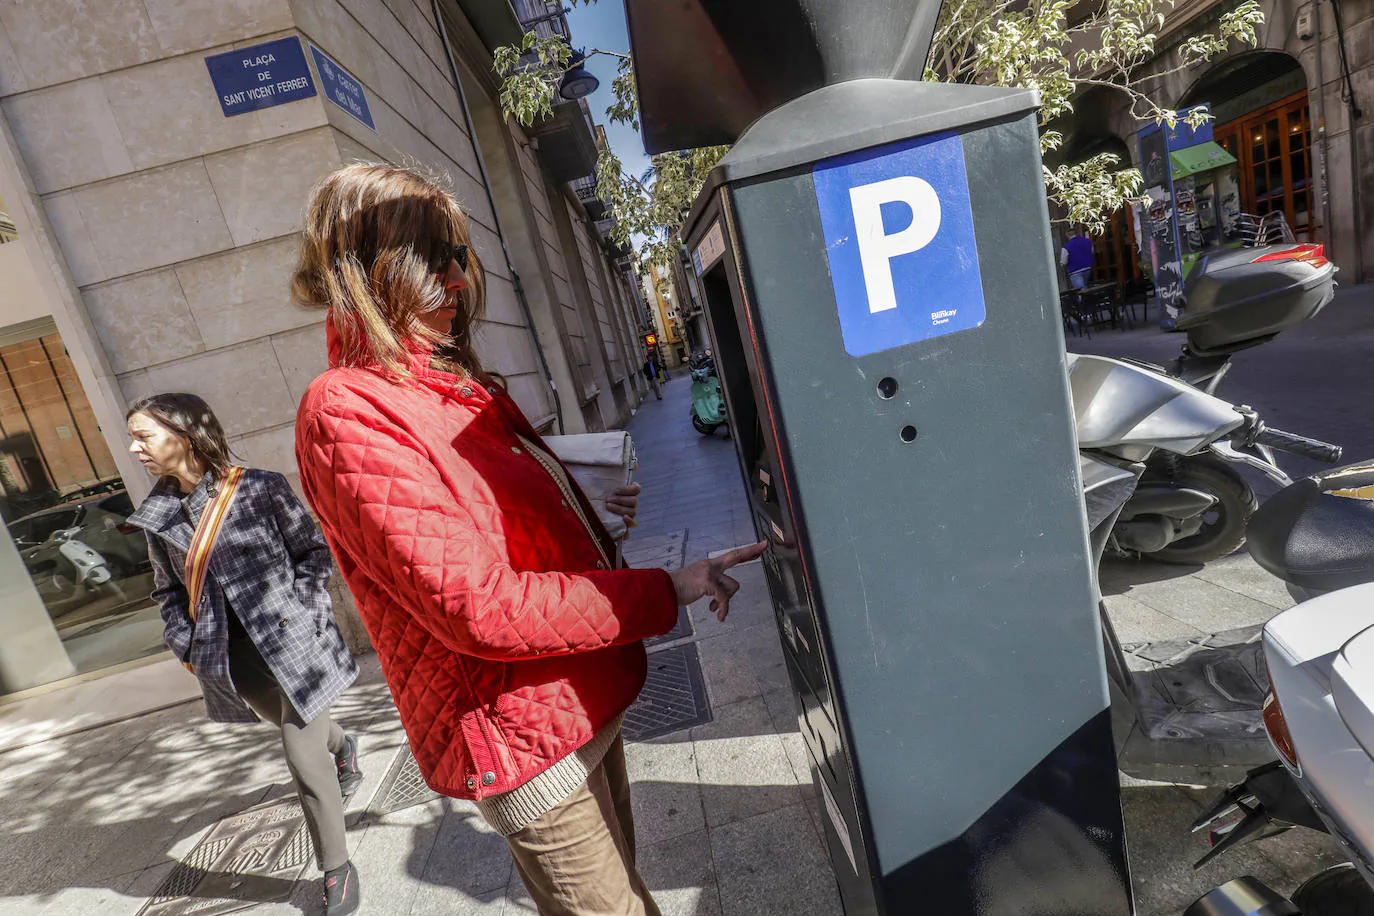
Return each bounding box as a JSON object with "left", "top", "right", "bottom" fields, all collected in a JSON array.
[{"left": 558, "top": 49, "right": 599, "bottom": 101}]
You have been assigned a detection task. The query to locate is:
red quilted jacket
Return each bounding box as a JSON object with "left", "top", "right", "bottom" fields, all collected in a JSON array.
[{"left": 295, "top": 323, "right": 678, "bottom": 800}]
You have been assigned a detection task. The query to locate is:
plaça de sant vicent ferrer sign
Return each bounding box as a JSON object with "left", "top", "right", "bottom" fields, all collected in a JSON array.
[{"left": 204, "top": 36, "right": 317, "bottom": 118}]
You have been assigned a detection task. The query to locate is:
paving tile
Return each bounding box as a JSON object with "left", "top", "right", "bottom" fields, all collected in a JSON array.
[
  {"left": 691, "top": 698, "right": 802, "bottom": 829},
  {"left": 736, "top": 621, "right": 789, "bottom": 688},
  {"left": 688, "top": 600, "right": 739, "bottom": 636},
  {"left": 625, "top": 737, "right": 707, "bottom": 847},
  {"left": 1103, "top": 594, "right": 1206, "bottom": 645},
  {"left": 623, "top": 530, "right": 687, "bottom": 571},
  {"left": 0, "top": 884, "right": 144, "bottom": 915},
  {"left": 409, "top": 884, "right": 509, "bottom": 915},
  {"left": 638, "top": 828, "right": 721, "bottom": 916},
  {"left": 344, "top": 797, "right": 448, "bottom": 915},
  {"left": 694, "top": 632, "right": 763, "bottom": 709},
  {"left": 710, "top": 804, "right": 841, "bottom": 916},
  {"left": 1193, "top": 552, "right": 1296, "bottom": 611},
  {"left": 1123, "top": 575, "right": 1284, "bottom": 633},
  {"left": 417, "top": 803, "right": 513, "bottom": 897}
]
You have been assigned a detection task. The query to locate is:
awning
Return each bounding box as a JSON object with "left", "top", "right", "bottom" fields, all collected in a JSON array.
[{"left": 1170, "top": 141, "right": 1237, "bottom": 180}]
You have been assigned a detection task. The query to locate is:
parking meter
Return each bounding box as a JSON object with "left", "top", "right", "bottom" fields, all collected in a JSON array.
[{"left": 680, "top": 80, "right": 1133, "bottom": 914}]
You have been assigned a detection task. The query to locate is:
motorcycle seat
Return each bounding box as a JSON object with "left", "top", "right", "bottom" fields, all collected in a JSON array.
[{"left": 1247, "top": 462, "right": 1374, "bottom": 593}]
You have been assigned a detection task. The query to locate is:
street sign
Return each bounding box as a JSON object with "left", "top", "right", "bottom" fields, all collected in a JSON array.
[
  {"left": 308, "top": 43, "right": 376, "bottom": 130},
  {"left": 814, "top": 132, "right": 986, "bottom": 358},
  {"left": 204, "top": 37, "right": 316, "bottom": 118}
]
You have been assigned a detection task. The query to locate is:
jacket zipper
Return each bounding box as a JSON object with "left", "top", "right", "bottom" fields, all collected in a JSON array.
[{"left": 518, "top": 435, "right": 612, "bottom": 568}]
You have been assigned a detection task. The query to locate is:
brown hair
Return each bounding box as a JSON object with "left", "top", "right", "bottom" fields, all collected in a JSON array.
[
  {"left": 291, "top": 162, "right": 486, "bottom": 376},
  {"left": 126, "top": 393, "right": 239, "bottom": 480}
]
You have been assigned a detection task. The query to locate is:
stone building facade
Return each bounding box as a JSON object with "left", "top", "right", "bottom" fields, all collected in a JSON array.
[
  {"left": 0, "top": 0, "right": 651, "bottom": 694},
  {"left": 1054, "top": 0, "right": 1374, "bottom": 286}
]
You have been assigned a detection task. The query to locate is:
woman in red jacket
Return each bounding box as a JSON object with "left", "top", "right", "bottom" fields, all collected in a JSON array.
[{"left": 291, "top": 163, "right": 763, "bottom": 915}]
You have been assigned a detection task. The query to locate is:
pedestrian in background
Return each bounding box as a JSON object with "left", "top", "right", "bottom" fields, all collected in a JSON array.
[
  {"left": 1061, "top": 226, "right": 1095, "bottom": 290},
  {"left": 125, "top": 393, "right": 363, "bottom": 916},
  {"left": 291, "top": 162, "right": 764, "bottom": 916}
]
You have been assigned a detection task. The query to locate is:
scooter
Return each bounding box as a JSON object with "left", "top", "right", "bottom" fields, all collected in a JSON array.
[
  {"left": 1072, "top": 352, "right": 1341, "bottom": 567},
  {"left": 42, "top": 527, "right": 118, "bottom": 605},
  {"left": 689, "top": 348, "right": 728, "bottom": 435},
  {"left": 1085, "top": 241, "right": 1338, "bottom": 564},
  {"left": 1072, "top": 353, "right": 1344, "bottom": 783},
  {"left": 1183, "top": 462, "right": 1374, "bottom": 914}
]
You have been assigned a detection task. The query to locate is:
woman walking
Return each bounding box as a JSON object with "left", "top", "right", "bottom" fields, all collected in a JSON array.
[
  {"left": 125, "top": 393, "right": 363, "bottom": 916},
  {"left": 291, "top": 162, "right": 763, "bottom": 915}
]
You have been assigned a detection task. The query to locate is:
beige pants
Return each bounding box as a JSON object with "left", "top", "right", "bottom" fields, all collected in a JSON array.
[{"left": 505, "top": 735, "right": 662, "bottom": 916}]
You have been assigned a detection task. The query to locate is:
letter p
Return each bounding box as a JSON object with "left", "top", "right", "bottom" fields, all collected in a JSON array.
[{"left": 848, "top": 176, "right": 941, "bottom": 313}]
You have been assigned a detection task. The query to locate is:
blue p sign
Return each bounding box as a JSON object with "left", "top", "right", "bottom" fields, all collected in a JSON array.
[{"left": 814, "top": 133, "right": 986, "bottom": 357}]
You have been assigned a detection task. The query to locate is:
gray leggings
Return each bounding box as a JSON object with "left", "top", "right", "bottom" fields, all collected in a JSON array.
[{"left": 229, "top": 638, "right": 349, "bottom": 871}]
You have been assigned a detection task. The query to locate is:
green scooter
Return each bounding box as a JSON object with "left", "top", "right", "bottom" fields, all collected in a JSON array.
[{"left": 688, "top": 349, "right": 727, "bottom": 435}]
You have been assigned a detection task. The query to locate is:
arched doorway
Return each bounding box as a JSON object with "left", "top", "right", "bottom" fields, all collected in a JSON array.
[
  {"left": 1180, "top": 52, "right": 1315, "bottom": 239},
  {"left": 1052, "top": 88, "right": 1146, "bottom": 290}
]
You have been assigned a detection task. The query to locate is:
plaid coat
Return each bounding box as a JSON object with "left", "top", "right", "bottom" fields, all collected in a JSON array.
[{"left": 128, "top": 468, "right": 357, "bottom": 724}]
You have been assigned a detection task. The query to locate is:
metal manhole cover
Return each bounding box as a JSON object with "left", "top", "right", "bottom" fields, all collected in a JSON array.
[
  {"left": 624, "top": 642, "right": 712, "bottom": 741},
  {"left": 646, "top": 605, "right": 693, "bottom": 647},
  {"left": 368, "top": 743, "right": 442, "bottom": 818},
  {"left": 138, "top": 797, "right": 313, "bottom": 915}
]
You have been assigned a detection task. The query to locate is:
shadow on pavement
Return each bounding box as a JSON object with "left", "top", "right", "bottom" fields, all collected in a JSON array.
[{"left": 1099, "top": 554, "right": 1206, "bottom": 596}]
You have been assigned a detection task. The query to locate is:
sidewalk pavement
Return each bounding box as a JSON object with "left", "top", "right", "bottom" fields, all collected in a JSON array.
[
  {"left": 0, "top": 376, "right": 838, "bottom": 916},
  {"left": 0, "top": 351, "right": 1354, "bottom": 915}
]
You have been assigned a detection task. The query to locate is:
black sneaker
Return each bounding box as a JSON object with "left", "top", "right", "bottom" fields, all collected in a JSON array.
[
  {"left": 335, "top": 734, "right": 363, "bottom": 798},
  {"left": 323, "top": 861, "right": 360, "bottom": 916}
]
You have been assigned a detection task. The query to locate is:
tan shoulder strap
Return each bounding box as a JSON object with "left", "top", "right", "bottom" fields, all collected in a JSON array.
[{"left": 183, "top": 466, "right": 246, "bottom": 623}]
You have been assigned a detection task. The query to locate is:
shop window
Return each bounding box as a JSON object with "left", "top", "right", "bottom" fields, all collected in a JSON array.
[
  {"left": 1213, "top": 91, "right": 1315, "bottom": 240},
  {"left": 1, "top": 329, "right": 162, "bottom": 691}
]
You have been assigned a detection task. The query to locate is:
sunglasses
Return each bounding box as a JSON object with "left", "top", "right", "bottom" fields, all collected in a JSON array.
[{"left": 427, "top": 240, "right": 470, "bottom": 274}]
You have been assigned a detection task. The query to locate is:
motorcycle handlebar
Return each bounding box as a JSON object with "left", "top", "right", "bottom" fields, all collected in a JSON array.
[{"left": 1254, "top": 427, "right": 1344, "bottom": 464}]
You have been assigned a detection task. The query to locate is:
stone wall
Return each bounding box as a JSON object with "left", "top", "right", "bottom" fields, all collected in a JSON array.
[
  {"left": 0, "top": 0, "right": 649, "bottom": 660},
  {"left": 1075, "top": 0, "right": 1374, "bottom": 279}
]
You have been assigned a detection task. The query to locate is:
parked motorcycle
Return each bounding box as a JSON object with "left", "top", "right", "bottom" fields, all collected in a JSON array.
[
  {"left": 1077, "top": 241, "right": 1338, "bottom": 564},
  {"left": 1183, "top": 462, "right": 1374, "bottom": 914},
  {"left": 689, "top": 348, "right": 728, "bottom": 435},
  {"left": 1073, "top": 354, "right": 1343, "bottom": 783},
  {"left": 1071, "top": 353, "right": 1341, "bottom": 567}
]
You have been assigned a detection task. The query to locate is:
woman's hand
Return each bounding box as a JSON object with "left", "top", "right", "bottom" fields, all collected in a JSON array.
[
  {"left": 606, "top": 483, "right": 642, "bottom": 528},
  {"left": 668, "top": 542, "right": 768, "bottom": 622}
]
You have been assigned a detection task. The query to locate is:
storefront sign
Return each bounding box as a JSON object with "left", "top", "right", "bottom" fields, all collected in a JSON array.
[
  {"left": 1138, "top": 121, "right": 1185, "bottom": 324},
  {"left": 308, "top": 44, "right": 376, "bottom": 130},
  {"left": 204, "top": 37, "right": 316, "bottom": 118},
  {"left": 1165, "top": 104, "right": 1214, "bottom": 151}
]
